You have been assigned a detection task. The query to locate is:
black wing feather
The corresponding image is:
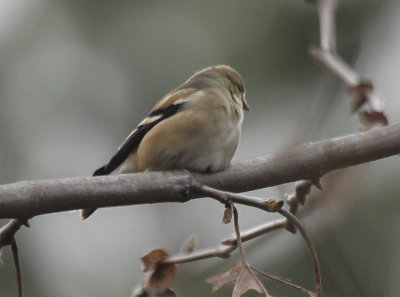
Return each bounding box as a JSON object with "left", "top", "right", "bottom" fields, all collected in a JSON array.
[{"left": 93, "top": 102, "right": 185, "bottom": 176}]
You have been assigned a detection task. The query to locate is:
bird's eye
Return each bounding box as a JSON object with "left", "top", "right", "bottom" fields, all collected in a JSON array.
[{"left": 237, "top": 85, "right": 244, "bottom": 93}]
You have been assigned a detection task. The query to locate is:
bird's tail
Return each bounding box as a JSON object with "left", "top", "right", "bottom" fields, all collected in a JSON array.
[
  {"left": 80, "top": 208, "right": 96, "bottom": 220},
  {"left": 81, "top": 165, "right": 109, "bottom": 220}
]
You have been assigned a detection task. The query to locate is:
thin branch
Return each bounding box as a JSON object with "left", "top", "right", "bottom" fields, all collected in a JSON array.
[
  {"left": 233, "top": 206, "right": 271, "bottom": 297},
  {"left": 222, "top": 180, "right": 317, "bottom": 245},
  {"left": 167, "top": 186, "right": 319, "bottom": 297},
  {"left": 199, "top": 183, "right": 320, "bottom": 296},
  {"left": 0, "top": 219, "right": 23, "bottom": 247},
  {"left": 0, "top": 220, "right": 27, "bottom": 297},
  {"left": 317, "top": 0, "right": 337, "bottom": 52},
  {"left": 11, "top": 240, "right": 23, "bottom": 297},
  {"left": 279, "top": 209, "right": 322, "bottom": 297},
  {"left": 309, "top": 48, "right": 359, "bottom": 86},
  {"left": 0, "top": 123, "right": 399, "bottom": 219},
  {"left": 190, "top": 180, "right": 276, "bottom": 212},
  {"left": 310, "top": 0, "right": 388, "bottom": 128},
  {"left": 252, "top": 266, "right": 316, "bottom": 297},
  {"left": 233, "top": 206, "right": 247, "bottom": 265},
  {"left": 166, "top": 217, "right": 291, "bottom": 265},
  {"left": 311, "top": 0, "right": 359, "bottom": 85},
  {"left": 165, "top": 190, "right": 278, "bottom": 265},
  {"left": 165, "top": 218, "right": 288, "bottom": 264},
  {"left": 285, "top": 180, "right": 317, "bottom": 233},
  {"left": 221, "top": 219, "right": 287, "bottom": 246},
  {"left": 165, "top": 245, "right": 236, "bottom": 265}
]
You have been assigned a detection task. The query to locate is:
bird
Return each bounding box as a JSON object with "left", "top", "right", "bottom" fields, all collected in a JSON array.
[{"left": 81, "top": 65, "right": 249, "bottom": 219}]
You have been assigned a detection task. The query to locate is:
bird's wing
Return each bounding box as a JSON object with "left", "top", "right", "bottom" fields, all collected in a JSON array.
[{"left": 93, "top": 89, "right": 198, "bottom": 176}]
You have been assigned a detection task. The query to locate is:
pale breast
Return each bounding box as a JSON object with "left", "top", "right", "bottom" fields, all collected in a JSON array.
[
  {"left": 184, "top": 123, "right": 240, "bottom": 172},
  {"left": 134, "top": 106, "right": 242, "bottom": 173}
]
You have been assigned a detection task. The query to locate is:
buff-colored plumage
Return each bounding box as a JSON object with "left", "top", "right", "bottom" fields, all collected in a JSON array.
[{"left": 81, "top": 65, "right": 248, "bottom": 219}]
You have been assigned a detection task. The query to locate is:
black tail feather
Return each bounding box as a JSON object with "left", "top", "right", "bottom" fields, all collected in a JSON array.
[
  {"left": 81, "top": 208, "right": 97, "bottom": 220},
  {"left": 93, "top": 165, "right": 109, "bottom": 176},
  {"left": 81, "top": 165, "right": 110, "bottom": 220}
]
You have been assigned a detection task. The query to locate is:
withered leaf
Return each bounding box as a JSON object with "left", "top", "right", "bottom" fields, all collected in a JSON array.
[
  {"left": 206, "top": 262, "right": 242, "bottom": 292},
  {"left": 359, "top": 111, "right": 389, "bottom": 130},
  {"left": 141, "top": 249, "right": 170, "bottom": 271},
  {"left": 205, "top": 262, "right": 265, "bottom": 296},
  {"left": 141, "top": 249, "right": 177, "bottom": 296},
  {"left": 349, "top": 81, "right": 373, "bottom": 112},
  {"left": 144, "top": 263, "right": 177, "bottom": 295},
  {"left": 233, "top": 265, "right": 264, "bottom": 297},
  {"left": 223, "top": 207, "right": 233, "bottom": 224}
]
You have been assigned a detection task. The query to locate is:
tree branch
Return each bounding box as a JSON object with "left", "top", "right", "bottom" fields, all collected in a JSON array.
[
  {"left": 310, "top": 0, "right": 388, "bottom": 129},
  {"left": 0, "top": 123, "right": 399, "bottom": 219}
]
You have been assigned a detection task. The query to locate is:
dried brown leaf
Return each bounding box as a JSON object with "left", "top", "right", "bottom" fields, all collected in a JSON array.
[
  {"left": 233, "top": 265, "right": 264, "bottom": 297},
  {"left": 252, "top": 266, "right": 317, "bottom": 297},
  {"left": 141, "top": 249, "right": 177, "bottom": 296},
  {"left": 205, "top": 262, "right": 264, "bottom": 297},
  {"left": 141, "top": 249, "right": 169, "bottom": 271},
  {"left": 205, "top": 262, "right": 242, "bottom": 292},
  {"left": 144, "top": 263, "right": 177, "bottom": 295},
  {"left": 359, "top": 111, "right": 389, "bottom": 130},
  {"left": 223, "top": 207, "right": 233, "bottom": 224},
  {"left": 349, "top": 81, "right": 373, "bottom": 112}
]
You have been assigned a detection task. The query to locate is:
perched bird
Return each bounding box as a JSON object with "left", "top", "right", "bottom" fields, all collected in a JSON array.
[{"left": 81, "top": 65, "right": 249, "bottom": 219}]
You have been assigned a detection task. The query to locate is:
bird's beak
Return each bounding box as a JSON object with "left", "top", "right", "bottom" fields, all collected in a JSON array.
[{"left": 242, "top": 94, "right": 250, "bottom": 111}]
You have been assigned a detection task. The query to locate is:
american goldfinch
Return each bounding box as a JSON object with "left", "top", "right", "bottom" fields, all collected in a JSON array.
[{"left": 81, "top": 65, "right": 249, "bottom": 219}]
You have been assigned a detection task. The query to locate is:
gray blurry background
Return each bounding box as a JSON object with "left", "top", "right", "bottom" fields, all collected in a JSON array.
[{"left": 1, "top": 1, "right": 400, "bottom": 296}]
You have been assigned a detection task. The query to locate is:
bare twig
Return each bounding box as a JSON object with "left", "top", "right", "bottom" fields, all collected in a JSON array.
[
  {"left": 11, "top": 240, "right": 23, "bottom": 297},
  {"left": 166, "top": 219, "right": 288, "bottom": 265},
  {"left": 317, "top": 0, "right": 337, "bottom": 52},
  {"left": 222, "top": 180, "right": 319, "bottom": 244},
  {"left": 310, "top": 47, "right": 359, "bottom": 86},
  {"left": 190, "top": 180, "right": 278, "bottom": 212},
  {"left": 166, "top": 219, "right": 289, "bottom": 264},
  {"left": 194, "top": 183, "right": 321, "bottom": 296},
  {"left": 167, "top": 187, "right": 320, "bottom": 297},
  {"left": 0, "top": 220, "right": 28, "bottom": 297},
  {"left": 165, "top": 244, "right": 235, "bottom": 265},
  {"left": 284, "top": 180, "right": 318, "bottom": 233},
  {"left": 0, "top": 220, "right": 27, "bottom": 297},
  {"left": 232, "top": 206, "right": 271, "bottom": 297},
  {"left": 165, "top": 187, "right": 278, "bottom": 265},
  {"left": 0, "top": 219, "right": 23, "bottom": 247},
  {"left": 167, "top": 217, "right": 292, "bottom": 264},
  {"left": 310, "top": 0, "right": 388, "bottom": 128},
  {"left": 221, "top": 219, "right": 287, "bottom": 245},
  {"left": 233, "top": 206, "right": 247, "bottom": 265},
  {"left": 279, "top": 209, "right": 322, "bottom": 297},
  {"left": 252, "top": 266, "right": 316, "bottom": 297},
  {"left": 165, "top": 185, "right": 283, "bottom": 265}
]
